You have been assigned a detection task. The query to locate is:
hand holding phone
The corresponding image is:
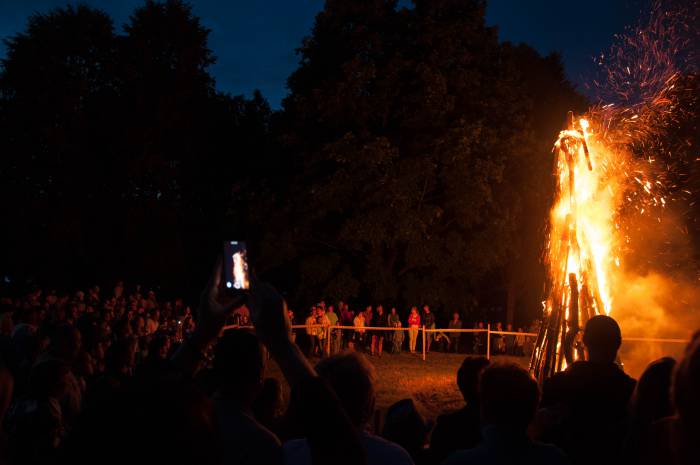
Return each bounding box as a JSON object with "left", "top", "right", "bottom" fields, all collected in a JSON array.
[{"left": 194, "top": 256, "right": 246, "bottom": 346}]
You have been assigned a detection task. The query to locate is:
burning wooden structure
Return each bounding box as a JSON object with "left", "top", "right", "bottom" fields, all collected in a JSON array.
[{"left": 530, "top": 112, "right": 612, "bottom": 383}]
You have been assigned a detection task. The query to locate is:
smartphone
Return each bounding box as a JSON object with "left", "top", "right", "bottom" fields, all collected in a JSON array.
[{"left": 223, "top": 240, "right": 250, "bottom": 291}]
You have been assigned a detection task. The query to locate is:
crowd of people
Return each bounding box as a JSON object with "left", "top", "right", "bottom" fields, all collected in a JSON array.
[
  {"left": 0, "top": 266, "right": 698, "bottom": 465},
  {"left": 289, "top": 303, "right": 534, "bottom": 358}
]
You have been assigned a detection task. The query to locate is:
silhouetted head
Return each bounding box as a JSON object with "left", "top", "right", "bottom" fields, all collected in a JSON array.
[
  {"left": 457, "top": 356, "right": 490, "bottom": 404},
  {"left": 315, "top": 352, "right": 375, "bottom": 428},
  {"left": 65, "top": 377, "right": 221, "bottom": 465},
  {"left": 16, "top": 306, "right": 39, "bottom": 326},
  {"left": 479, "top": 363, "right": 539, "bottom": 431},
  {"left": 28, "top": 358, "right": 70, "bottom": 400},
  {"left": 104, "top": 337, "right": 137, "bottom": 376},
  {"left": 631, "top": 357, "right": 676, "bottom": 425},
  {"left": 382, "top": 398, "right": 430, "bottom": 458},
  {"left": 213, "top": 329, "right": 264, "bottom": 404},
  {"left": 48, "top": 323, "right": 81, "bottom": 362},
  {"left": 113, "top": 318, "right": 132, "bottom": 339},
  {"left": 583, "top": 315, "right": 622, "bottom": 363},
  {"left": 148, "top": 334, "right": 171, "bottom": 360},
  {"left": 673, "top": 331, "right": 700, "bottom": 431}
]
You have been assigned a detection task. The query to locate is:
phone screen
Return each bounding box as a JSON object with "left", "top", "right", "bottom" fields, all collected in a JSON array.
[{"left": 223, "top": 241, "right": 250, "bottom": 291}]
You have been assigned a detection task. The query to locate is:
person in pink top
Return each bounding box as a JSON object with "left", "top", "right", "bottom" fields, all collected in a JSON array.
[{"left": 408, "top": 307, "right": 421, "bottom": 353}]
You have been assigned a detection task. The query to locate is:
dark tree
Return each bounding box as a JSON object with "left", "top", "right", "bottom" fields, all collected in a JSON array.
[
  {"left": 0, "top": 1, "right": 274, "bottom": 297},
  {"left": 498, "top": 45, "right": 587, "bottom": 324},
  {"left": 0, "top": 0, "right": 586, "bottom": 323},
  {"left": 115, "top": 0, "right": 217, "bottom": 289},
  {"left": 0, "top": 5, "right": 120, "bottom": 286},
  {"left": 255, "top": 0, "right": 585, "bottom": 321}
]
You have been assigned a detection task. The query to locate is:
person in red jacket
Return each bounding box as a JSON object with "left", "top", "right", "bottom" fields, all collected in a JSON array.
[{"left": 408, "top": 307, "right": 421, "bottom": 353}]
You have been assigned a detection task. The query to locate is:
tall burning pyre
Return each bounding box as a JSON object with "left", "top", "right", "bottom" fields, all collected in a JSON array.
[
  {"left": 529, "top": 1, "right": 695, "bottom": 382},
  {"left": 530, "top": 111, "right": 617, "bottom": 383}
]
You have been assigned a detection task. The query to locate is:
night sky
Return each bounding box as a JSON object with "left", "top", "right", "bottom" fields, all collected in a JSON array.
[{"left": 0, "top": 0, "right": 640, "bottom": 107}]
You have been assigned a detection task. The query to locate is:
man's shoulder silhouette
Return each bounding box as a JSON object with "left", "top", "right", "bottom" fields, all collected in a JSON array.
[
  {"left": 543, "top": 361, "right": 635, "bottom": 406},
  {"left": 540, "top": 360, "right": 636, "bottom": 463}
]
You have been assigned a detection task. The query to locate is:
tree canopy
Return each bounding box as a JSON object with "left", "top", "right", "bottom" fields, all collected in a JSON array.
[
  {"left": 256, "top": 0, "right": 586, "bottom": 321},
  {"left": 0, "top": 1, "right": 273, "bottom": 296},
  {"left": 0, "top": 0, "right": 591, "bottom": 323}
]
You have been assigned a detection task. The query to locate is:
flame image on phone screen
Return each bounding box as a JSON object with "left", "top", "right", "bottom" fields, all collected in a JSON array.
[{"left": 224, "top": 241, "right": 250, "bottom": 290}]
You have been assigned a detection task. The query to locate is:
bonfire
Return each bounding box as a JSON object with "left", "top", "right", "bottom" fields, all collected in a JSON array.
[
  {"left": 530, "top": 111, "right": 618, "bottom": 381},
  {"left": 529, "top": 1, "right": 695, "bottom": 382}
]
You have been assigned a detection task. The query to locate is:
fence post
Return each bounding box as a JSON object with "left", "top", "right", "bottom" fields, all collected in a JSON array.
[
  {"left": 486, "top": 324, "right": 491, "bottom": 360},
  {"left": 422, "top": 325, "right": 426, "bottom": 361},
  {"left": 326, "top": 325, "right": 331, "bottom": 355}
]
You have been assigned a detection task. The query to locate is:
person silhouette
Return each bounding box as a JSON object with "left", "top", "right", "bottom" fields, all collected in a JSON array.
[
  {"left": 644, "top": 331, "right": 700, "bottom": 465},
  {"left": 444, "top": 363, "right": 568, "bottom": 465},
  {"left": 430, "top": 356, "right": 489, "bottom": 464},
  {"left": 539, "top": 315, "right": 636, "bottom": 465},
  {"left": 283, "top": 352, "right": 413, "bottom": 465},
  {"left": 622, "top": 357, "right": 676, "bottom": 464}
]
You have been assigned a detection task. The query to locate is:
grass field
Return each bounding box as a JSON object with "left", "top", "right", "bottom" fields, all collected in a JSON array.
[{"left": 268, "top": 351, "right": 530, "bottom": 423}]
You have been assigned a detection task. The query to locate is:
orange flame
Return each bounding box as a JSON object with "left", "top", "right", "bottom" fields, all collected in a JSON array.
[{"left": 548, "top": 117, "right": 620, "bottom": 317}]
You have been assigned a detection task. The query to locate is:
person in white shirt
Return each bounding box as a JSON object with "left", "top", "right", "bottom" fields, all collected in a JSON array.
[
  {"left": 353, "top": 312, "right": 366, "bottom": 350},
  {"left": 304, "top": 309, "right": 318, "bottom": 357},
  {"left": 316, "top": 308, "right": 330, "bottom": 356}
]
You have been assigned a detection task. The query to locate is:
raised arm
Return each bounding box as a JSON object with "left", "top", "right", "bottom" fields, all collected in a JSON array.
[
  {"left": 247, "top": 279, "right": 316, "bottom": 387},
  {"left": 171, "top": 257, "right": 245, "bottom": 376},
  {"left": 251, "top": 278, "right": 366, "bottom": 465}
]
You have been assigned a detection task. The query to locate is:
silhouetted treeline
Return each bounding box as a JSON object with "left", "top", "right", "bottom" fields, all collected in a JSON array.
[
  {"left": 0, "top": 1, "right": 276, "bottom": 300},
  {"left": 1, "top": 0, "right": 593, "bottom": 322}
]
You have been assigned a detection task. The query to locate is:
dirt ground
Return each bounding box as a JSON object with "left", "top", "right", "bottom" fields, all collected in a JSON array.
[
  {"left": 265, "top": 339, "right": 685, "bottom": 428},
  {"left": 267, "top": 351, "right": 530, "bottom": 424}
]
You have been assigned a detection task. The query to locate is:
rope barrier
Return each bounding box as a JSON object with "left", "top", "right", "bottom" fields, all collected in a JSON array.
[
  {"left": 620, "top": 336, "right": 690, "bottom": 344},
  {"left": 224, "top": 324, "right": 687, "bottom": 340},
  {"left": 220, "top": 324, "right": 690, "bottom": 360}
]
